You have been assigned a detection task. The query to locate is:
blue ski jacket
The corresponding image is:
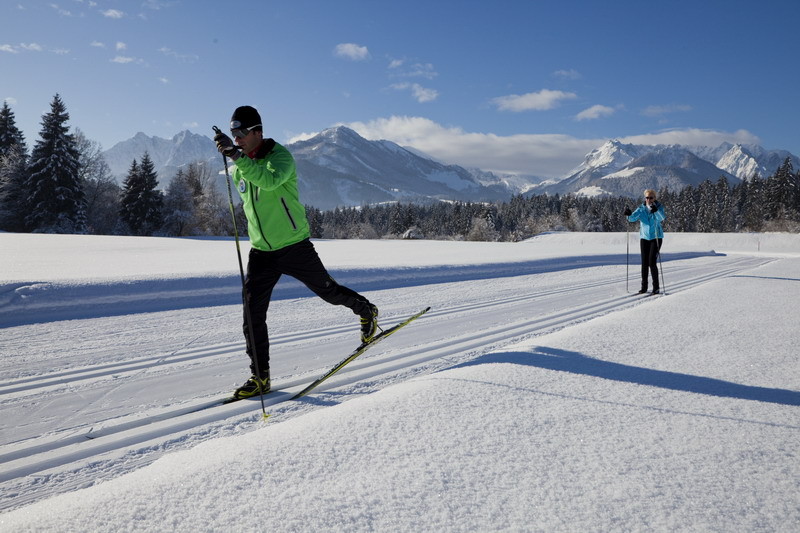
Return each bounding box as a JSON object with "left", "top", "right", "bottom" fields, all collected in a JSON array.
[{"left": 627, "top": 201, "right": 666, "bottom": 240}]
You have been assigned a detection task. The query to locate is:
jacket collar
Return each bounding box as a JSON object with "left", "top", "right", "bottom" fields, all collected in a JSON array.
[{"left": 249, "top": 138, "right": 277, "bottom": 159}]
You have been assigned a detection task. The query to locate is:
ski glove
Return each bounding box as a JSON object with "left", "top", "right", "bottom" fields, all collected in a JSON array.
[
  {"left": 214, "top": 132, "right": 241, "bottom": 161},
  {"left": 649, "top": 204, "right": 658, "bottom": 213},
  {"left": 623, "top": 208, "right": 632, "bottom": 216}
]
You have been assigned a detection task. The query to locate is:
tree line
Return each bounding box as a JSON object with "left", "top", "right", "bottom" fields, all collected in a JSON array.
[
  {"left": 0, "top": 95, "right": 237, "bottom": 236},
  {"left": 1, "top": 95, "right": 798, "bottom": 240}
]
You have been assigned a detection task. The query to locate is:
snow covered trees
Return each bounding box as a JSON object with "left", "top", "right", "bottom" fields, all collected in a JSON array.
[
  {"left": 119, "top": 153, "right": 163, "bottom": 235},
  {"left": 75, "top": 129, "right": 120, "bottom": 235},
  {"left": 0, "top": 102, "right": 28, "bottom": 232},
  {"left": 23, "top": 94, "right": 86, "bottom": 233}
]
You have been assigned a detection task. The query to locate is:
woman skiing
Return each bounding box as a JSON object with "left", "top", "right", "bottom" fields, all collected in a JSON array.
[{"left": 624, "top": 189, "right": 666, "bottom": 294}]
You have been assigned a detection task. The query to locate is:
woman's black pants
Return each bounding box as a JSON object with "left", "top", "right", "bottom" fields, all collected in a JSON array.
[{"left": 640, "top": 238, "right": 662, "bottom": 291}]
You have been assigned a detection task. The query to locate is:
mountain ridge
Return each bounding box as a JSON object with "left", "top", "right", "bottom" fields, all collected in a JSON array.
[{"left": 101, "top": 129, "right": 799, "bottom": 208}]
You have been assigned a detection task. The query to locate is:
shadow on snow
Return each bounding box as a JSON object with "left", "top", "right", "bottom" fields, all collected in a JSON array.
[{"left": 454, "top": 347, "right": 800, "bottom": 407}]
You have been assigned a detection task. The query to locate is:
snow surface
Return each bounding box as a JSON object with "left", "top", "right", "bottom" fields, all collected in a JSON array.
[{"left": 1, "top": 232, "right": 799, "bottom": 532}]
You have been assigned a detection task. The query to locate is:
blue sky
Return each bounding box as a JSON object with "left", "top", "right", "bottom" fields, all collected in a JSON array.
[{"left": 2, "top": 0, "right": 798, "bottom": 178}]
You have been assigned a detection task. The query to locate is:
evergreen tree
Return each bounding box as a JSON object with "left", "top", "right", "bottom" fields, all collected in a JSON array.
[
  {"left": 740, "top": 177, "right": 765, "bottom": 231},
  {"left": 696, "top": 179, "right": 717, "bottom": 232},
  {"left": 716, "top": 177, "right": 736, "bottom": 232},
  {"left": 306, "top": 205, "right": 324, "bottom": 238},
  {"left": 0, "top": 143, "right": 28, "bottom": 231},
  {"left": 0, "top": 101, "right": 27, "bottom": 156},
  {"left": 119, "top": 153, "right": 163, "bottom": 235},
  {"left": 773, "top": 157, "right": 796, "bottom": 218},
  {"left": 0, "top": 102, "right": 29, "bottom": 232},
  {"left": 24, "top": 94, "right": 86, "bottom": 233}
]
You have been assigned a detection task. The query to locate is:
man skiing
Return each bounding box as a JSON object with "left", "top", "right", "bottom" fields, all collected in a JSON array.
[{"left": 214, "top": 106, "right": 379, "bottom": 399}]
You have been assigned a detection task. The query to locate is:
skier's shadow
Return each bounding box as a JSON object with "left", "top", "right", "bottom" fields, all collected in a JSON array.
[{"left": 455, "top": 347, "right": 800, "bottom": 406}]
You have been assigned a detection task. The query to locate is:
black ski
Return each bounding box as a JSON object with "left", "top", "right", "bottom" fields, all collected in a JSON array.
[
  {"left": 215, "top": 307, "right": 431, "bottom": 405},
  {"left": 291, "top": 307, "right": 431, "bottom": 399}
]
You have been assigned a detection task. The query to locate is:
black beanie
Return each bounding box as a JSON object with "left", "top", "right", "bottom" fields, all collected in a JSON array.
[{"left": 230, "top": 106, "right": 262, "bottom": 130}]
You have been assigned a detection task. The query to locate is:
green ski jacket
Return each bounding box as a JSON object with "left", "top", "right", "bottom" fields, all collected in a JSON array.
[{"left": 231, "top": 139, "right": 311, "bottom": 251}]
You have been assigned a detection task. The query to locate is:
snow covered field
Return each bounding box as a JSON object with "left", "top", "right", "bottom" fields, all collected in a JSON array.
[{"left": 1, "top": 231, "right": 798, "bottom": 532}]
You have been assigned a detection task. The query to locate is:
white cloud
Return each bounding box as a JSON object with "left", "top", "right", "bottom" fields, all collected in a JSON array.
[
  {"left": 90, "top": 41, "right": 105, "bottom": 48},
  {"left": 334, "top": 43, "right": 370, "bottom": 61},
  {"left": 491, "top": 89, "right": 577, "bottom": 112},
  {"left": 391, "top": 83, "right": 439, "bottom": 103},
  {"left": 553, "top": 69, "right": 582, "bottom": 80},
  {"left": 111, "top": 56, "right": 136, "bottom": 64},
  {"left": 388, "top": 59, "right": 438, "bottom": 80},
  {"left": 116, "top": 42, "right": 126, "bottom": 51},
  {"left": 0, "top": 44, "right": 18, "bottom": 54},
  {"left": 405, "top": 63, "right": 437, "bottom": 80},
  {"left": 102, "top": 9, "right": 125, "bottom": 18},
  {"left": 158, "top": 47, "right": 199, "bottom": 63},
  {"left": 621, "top": 128, "right": 760, "bottom": 147},
  {"left": 575, "top": 104, "right": 616, "bottom": 121},
  {"left": 50, "top": 4, "right": 73, "bottom": 16},
  {"left": 340, "top": 116, "right": 597, "bottom": 178},
  {"left": 4, "top": 97, "right": 18, "bottom": 105},
  {"left": 641, "top": 104, "right": 692, "bottom": 117},
  {"left": 20, "top": 43, "right": 44, "bottom": 52},
  {"left": 158, "top": 77, "right": 169, "bottom": 84},
  {"left": 143, "top": 0, "right": 172, "bottom": 9}
]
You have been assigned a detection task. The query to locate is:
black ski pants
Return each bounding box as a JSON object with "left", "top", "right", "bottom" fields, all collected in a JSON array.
[
  {"left": 640, "top": 238, "right": 662, "bottom": 291},
  {"left": 242, "top": 238, "right": 371, "bottom": 377}
]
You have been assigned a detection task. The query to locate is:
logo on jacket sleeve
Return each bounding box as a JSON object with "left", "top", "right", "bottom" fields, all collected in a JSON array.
[{"left": 238, "top": 179, "right": 247, "bottom": 193}]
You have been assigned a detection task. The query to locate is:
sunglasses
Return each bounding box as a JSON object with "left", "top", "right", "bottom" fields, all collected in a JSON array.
[
  {"left": 231, "top": 124, "right": 261, "bottom": 139},
  {"left": 645, "top": 196, "right": 654, "bottom": 199}
]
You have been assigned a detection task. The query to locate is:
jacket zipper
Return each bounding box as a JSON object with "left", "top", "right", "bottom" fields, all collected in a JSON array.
[
  {"left": 281, "top": 197, "right": 298, "bottom": 230},
  {"left": 250, "top": 186, "right": 272, "bottom": 249}
]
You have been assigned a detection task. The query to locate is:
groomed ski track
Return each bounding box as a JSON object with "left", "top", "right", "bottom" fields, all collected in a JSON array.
[{"left": 0, "top": 252, "right": 773, "bottom": 511}]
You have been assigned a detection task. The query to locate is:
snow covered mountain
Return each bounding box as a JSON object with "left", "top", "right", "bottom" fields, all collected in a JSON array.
[
  {"left": 536, "top": 140, "right": 799, "bottom": 198},
  {"left": 102, "top": 127, "right": 517, "bottom": 210},
  {"left": 702, "top": 142, "right": 799, "bottom": 180},
  {"left": 289, "top": 126, "right": 512, "bottom": 209},
  {"left": 102, "top": 129, "right": 798, "bottom": 206},
  {"left": 102, "top": 130, "right": 222, "bottom": 187}
]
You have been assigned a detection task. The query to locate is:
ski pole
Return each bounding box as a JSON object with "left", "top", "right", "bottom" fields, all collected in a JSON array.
[
  {"left": 213, "top": 126, "right": 268, "bottom": 420},
  {"left": 625, "top": 225, "right": 630, "bottom": 293},
  {"left": 657, "top": 237, "right": 666, "bottom": 295}
]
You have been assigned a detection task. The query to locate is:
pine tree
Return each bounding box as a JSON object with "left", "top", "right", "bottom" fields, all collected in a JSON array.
[
  {"left": 24, "top": 94, "right": 86, "bottom": 233},
  {"left": 0, "top": 101, "right": 27, "bottom": 156},
  {"left": 119, "top": 152, "right": 163, "bottom": 235},
  {"left": 740, "top": 177, "right": 765, "bottom": 231},
  {"left": 0, "top": 143, "right": 29, "bottom": 232},
  {"left": 0, "top": 102, "right": 29, "bottom": 232},
  {"left": 696, "top": 179, "right": 718, "bottom": 232},
  {"left": 716, "top": 177, "right": 736, "bottom": 232}
]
